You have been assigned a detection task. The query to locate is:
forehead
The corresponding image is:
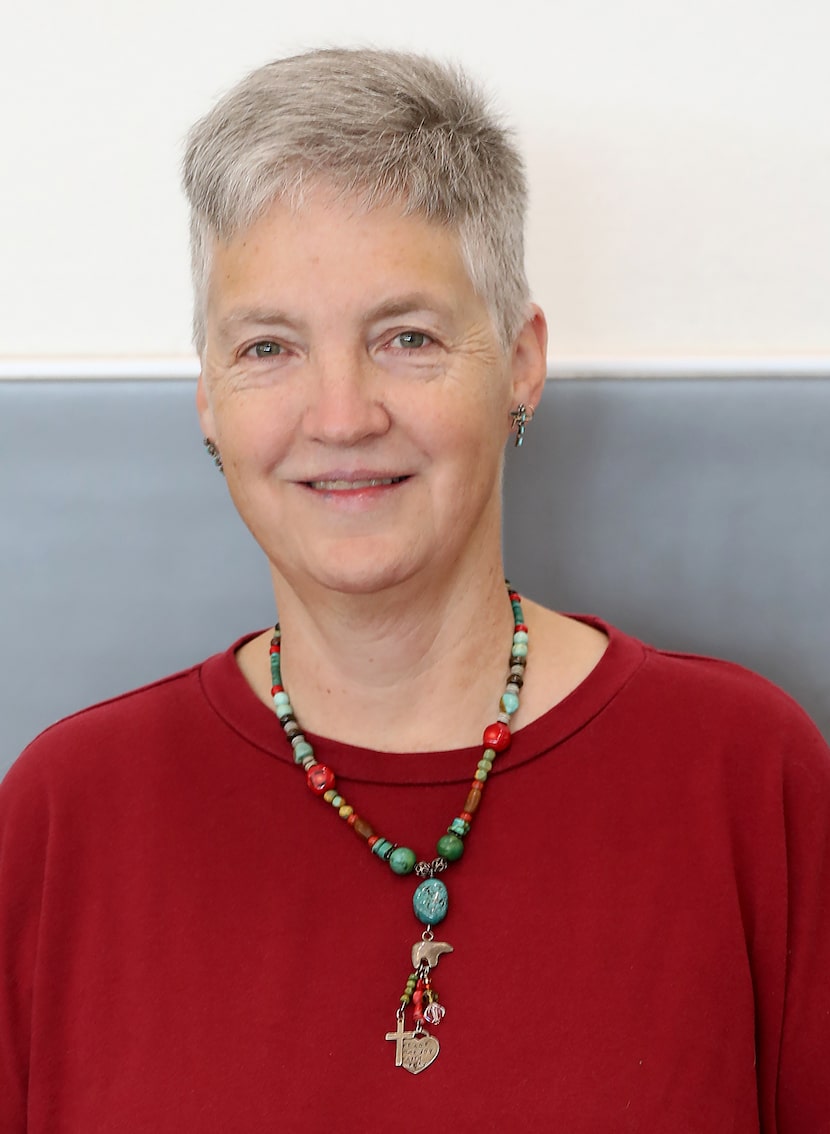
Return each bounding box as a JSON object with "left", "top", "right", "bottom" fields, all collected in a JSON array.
[{"left": 205, "top": 190, "right": 481, "bottom": 317}]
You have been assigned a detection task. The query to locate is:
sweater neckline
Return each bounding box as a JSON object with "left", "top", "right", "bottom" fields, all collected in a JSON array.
[{"left": 199, "top": 614, "right": 646, "bottom": 786}]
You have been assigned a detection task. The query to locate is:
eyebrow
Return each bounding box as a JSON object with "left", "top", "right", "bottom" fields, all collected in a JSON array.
[
  {"left": 216, "top": 293, "right": 458, "bottom": 340},
  {"left": 217, "top": 307, "right": 300, "bottom": 336},
  {"left": 362, "top": 294, "right": 455, "bottom": 322}
]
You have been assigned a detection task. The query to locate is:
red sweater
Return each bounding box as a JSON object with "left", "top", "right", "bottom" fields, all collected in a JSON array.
[{"left": 1, "top": 619, "right": 829, "bottom": 1132}]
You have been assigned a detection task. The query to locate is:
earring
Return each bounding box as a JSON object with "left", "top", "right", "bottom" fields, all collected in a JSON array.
[
  {"left": 509, "top": 404, "right": 534, "bottom": 447},
  {"left": 203, "top": 436, "right": 224, "bottom": 474}
]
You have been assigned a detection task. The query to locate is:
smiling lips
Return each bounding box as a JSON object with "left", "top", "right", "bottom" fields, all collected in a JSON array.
[{"left": 305, "top": 476, "right": 409, "bottom": 491}]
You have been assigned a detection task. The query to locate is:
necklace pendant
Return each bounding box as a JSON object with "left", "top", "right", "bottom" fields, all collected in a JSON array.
[
  {"left": 413, "top": 877, "right": 449, "bottom": 924},
  {"left": 385, "top": 1016, "right": 441, "bottom": 1074}
]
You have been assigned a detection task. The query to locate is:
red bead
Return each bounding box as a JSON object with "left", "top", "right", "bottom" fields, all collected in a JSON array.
[
  {"left": 483, "top": 722, "right": 511, "bottom": 751},
  {"left": 269, "top": 644, "right": 280, "bottom": 654},
  {"left": 367, "top": 835, "right": 380, "bottom": 848},
  {"left": 514, "top": 623, "right": 528, "bottom": 632},
  {"left": 270, "top": 684, "right": 284, "bottom": 696},
  {"left": 307, "top": 765, "right": 335, "bottom": 794},
  {"left": 459, "top": 811, "right": 473, "bottom": 823}
]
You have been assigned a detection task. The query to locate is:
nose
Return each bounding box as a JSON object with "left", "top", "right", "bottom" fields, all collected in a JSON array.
[{"left": 302, "top": 346, "right": 391, "bottom": 446}]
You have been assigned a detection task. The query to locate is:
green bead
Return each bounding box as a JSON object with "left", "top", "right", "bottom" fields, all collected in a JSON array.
[
  {"left": 511, "top": 642, "right": 528, "bottom": 658},
  {"left": 389, "top": 846, "right": 417, "bottom": 875},
  {"left": 474, "top": 768, "right": 488, "bottom": 782},
  {"left": 477, "top": 757, "right": 493, "bottom": 773},
  {"left": 512, "top": 630, "right": 529, "bottom": 644},
  {"left": 436, "top": 834, "right": 464, "bottom": 861},
  {"left": 275, "top": 702, "right": 294, "bottom": 720}
]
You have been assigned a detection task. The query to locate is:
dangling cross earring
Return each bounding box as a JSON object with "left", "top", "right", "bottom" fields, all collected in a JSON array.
[
  {"left": 510, "top": 404, "right": 534, "bottom": 447},
  {"left": 203, "top": 437, "right": 224, "bottom": 473}
]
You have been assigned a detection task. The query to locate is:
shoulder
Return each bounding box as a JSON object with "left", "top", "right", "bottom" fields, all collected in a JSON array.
[
  {"left": 1, "top": 657, "right": 211, "bottom": 814},
  {"left": 557, "top": 613, "right": 829, "bottom": 788},
  {"left": 641, "top": 638, "right": 824, "bottom": 736},
  {"left": 626, "top": 636, "right": 830, "bottom": 803}
]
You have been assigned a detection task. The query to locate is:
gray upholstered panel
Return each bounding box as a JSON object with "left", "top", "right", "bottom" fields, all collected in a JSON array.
[
  {"left": 1, "top": 377, "right": 828, "bottom": 775},
  {"left": 503, "top": 377, "right": 830, "bottom": 738}
]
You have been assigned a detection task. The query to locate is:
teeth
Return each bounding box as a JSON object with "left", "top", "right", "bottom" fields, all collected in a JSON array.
[{"left": 309, "top": 477, "right": 404, "bottom": 490}]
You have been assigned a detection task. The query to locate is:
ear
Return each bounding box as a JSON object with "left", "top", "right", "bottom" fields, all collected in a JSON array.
[
  {"left": 196, "top": 371, "right": 216, "bottom": 440},
  {"left": 509, "top": 304, "right": 548, "bottom": 411}
]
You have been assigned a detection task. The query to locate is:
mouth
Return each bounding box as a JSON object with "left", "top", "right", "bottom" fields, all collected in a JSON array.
[{"left": 305, "top": 475, "right": 409, "bottom": 491}]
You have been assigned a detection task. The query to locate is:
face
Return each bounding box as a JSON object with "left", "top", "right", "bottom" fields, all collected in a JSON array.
[{"left": 197, "top": 191, "right": 546, "bottom": 599}]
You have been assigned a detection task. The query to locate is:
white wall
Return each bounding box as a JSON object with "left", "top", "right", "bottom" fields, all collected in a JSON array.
[{"left": 2, "top": 0, "right": 828, "bottom": 368}]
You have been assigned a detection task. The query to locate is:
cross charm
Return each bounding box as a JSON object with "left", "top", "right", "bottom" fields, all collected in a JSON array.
[{"left": 385, "top": 1015, "right": 408, "bottom": 1067}]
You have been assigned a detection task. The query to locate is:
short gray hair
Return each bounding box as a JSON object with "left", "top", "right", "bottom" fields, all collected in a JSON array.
[{"left": 182, "top": 48, "right": 530, "bottom": 354}]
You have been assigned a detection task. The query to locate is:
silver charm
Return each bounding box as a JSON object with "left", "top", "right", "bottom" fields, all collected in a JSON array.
[
  {"left": 411, "top": 938, "right": 453, "bottom": 969},
  {"left": 385, "top": 1015, "right": 441, "bottom": 1075}
]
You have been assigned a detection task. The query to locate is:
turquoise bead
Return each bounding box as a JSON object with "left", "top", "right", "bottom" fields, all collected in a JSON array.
[
  {"left": 272, "top": 691, "right": 290, "bottom": 706},
  {"left": 292, "top": 740, "right": 313, "bottom": 764},
  {"left": 275, "top": 702, "right": 294, "bottom": 720},
  {"left": 511, "top": 642, "right": 528, "bottom": 658},
  {"left": 512, "top": 630, "right": 529, "bottom": 644},
  {"left": 500, "top": 691, "right": 520, "bottom": 714},
  {"left": 372, "top": 838, "right": 393, "bottom": 859},
  {"left": 450, "top": 817, "right": 470, "bottom": 836},
  {"left": 436, "top": 834, "right": 464, "bottom": 861},
  {"left": 389, "top": 846, "right": 417, "bottom": 875},
  {"left": 413, "top": 878, "right": 449, "bottom": 925}
]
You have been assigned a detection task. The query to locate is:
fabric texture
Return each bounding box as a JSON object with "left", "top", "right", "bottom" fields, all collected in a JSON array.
[{"left": 1, "top": 618, "right": 829, "bottom": 1132}]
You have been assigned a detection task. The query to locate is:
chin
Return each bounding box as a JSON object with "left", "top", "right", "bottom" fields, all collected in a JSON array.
[{"left": 268, "top": 536, "right": 430, "bottom": 598}]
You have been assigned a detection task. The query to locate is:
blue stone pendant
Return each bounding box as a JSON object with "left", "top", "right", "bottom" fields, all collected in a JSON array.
[{"left": 413, "top": 878, "right": 449, "bottom": 925}]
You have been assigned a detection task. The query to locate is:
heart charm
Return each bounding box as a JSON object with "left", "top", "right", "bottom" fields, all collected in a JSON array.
[{"left": 400, "top": 1031, "right": 440, "bottom": 1074}]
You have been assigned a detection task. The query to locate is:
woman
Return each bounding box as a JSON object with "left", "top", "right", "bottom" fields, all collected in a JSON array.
[{"left": 1, "top": 49, "right": 828, "bottom": 1132}]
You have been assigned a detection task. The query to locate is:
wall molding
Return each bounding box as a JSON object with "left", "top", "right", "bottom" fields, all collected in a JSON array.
[{"left": 0, "top": 356, "right": 828, "bottom": 381}]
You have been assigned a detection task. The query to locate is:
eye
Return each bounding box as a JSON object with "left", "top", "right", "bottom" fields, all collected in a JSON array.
[
  {"left": 246, "top": 340, "right": 284, "bottom": 358},
  {"left": 391, "top": 331, "right": 431, "bottom": 350}
]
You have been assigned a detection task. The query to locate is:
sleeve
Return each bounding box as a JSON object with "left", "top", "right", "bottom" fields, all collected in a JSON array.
[
  {"left": 0, "top": 752, "right": 51, "bottom": 1133},
  {"left": 775, "top": 713, "right": 830, "bottom": 1131}
]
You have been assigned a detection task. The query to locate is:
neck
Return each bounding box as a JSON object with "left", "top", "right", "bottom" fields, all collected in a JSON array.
[{"left": 267, "top": 562, "right": 516, "bottom": 752}]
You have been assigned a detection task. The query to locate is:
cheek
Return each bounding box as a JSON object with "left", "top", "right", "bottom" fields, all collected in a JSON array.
[{"left": 214, "top": 393, "right": 297, "bottom": 469}]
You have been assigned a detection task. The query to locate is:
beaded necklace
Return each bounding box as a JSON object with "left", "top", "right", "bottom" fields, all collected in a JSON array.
[{"left": 268, "top": 583, "right": 528, "bottom": 1074}]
